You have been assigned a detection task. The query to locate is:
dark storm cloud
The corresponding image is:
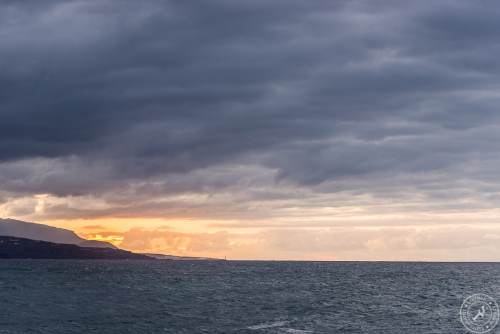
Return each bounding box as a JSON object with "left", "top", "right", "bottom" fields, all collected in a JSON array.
[
  {"left": 2, "top": 0, "right": 500, "bottom": 214},
  {"left": 0, "top": 0, "right": 340, "bottom": 165}
]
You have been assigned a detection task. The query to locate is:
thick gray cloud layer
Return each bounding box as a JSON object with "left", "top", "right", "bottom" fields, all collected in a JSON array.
[{"left": 2, "top": 0, "right": 500, "bottom": 221}]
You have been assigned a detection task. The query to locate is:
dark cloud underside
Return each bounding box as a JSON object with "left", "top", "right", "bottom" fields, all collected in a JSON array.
[{"left": 2, "top": 0, "right": 500, "bottom": 221}]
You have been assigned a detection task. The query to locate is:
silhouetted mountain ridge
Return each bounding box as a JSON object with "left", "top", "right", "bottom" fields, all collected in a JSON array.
[
  {"left": 0, "top": 219, "right": 221, "bottom": 260},
  {"left": 0, "top": 218, "right": 116, "bottom": 249},
  {"left": 0, "top": 236, "right": 152, "bottom": 260}
]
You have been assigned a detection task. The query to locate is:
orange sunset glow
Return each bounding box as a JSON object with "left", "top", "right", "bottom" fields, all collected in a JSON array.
[
  {"left": 1, "top": 0, "right": 500, "bottom": 262},
  {"left": 4, "top": 1, "right": 500, "bottom": 333}
]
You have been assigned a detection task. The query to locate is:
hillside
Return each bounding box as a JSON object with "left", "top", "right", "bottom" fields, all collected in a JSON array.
[
  {"left": 0, "top": 236, "right": 152, "bottom": 260},
  {"left": 0, "top": 219, "right": 116, "bottom": 249}
]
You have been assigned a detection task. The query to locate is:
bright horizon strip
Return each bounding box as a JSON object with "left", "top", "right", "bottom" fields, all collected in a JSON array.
[
  {"left": 3, "top": 1, "right": 500, "bottom": 261},
  {"left": 25, "top": 216, "right": 500, "bottom": 261}
]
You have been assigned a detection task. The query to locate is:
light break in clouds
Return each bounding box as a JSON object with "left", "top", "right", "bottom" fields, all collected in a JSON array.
[{"left": 2, "top": 0, "right": 500, "bottom": 259}]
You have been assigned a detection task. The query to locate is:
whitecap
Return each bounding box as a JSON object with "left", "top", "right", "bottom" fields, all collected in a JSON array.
[
  {"left": 280, "top": 329, "right": 313, "bottom": 334},
  {"left": 247, "top": 321, "right": 289, "bottom": 330}
]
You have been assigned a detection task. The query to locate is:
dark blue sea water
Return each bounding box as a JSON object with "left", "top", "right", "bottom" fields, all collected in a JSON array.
[{"left": 0, "top": 260, "right": 497, "bottom": 333}]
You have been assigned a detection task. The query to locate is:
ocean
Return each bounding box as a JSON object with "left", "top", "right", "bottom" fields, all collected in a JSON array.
[{"left": 0, "top": 260, "right": 497, "bottom": 333}]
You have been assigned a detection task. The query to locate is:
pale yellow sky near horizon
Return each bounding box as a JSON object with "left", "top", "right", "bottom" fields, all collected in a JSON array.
[
  {"left": 3, "top": 186, "right": 500, "bottom": 261},
  {"left": 4, "top": 0, "right": 500, "bottom": 263},
  {"left": 23, "top": 215, "right": 500, "bottom": 261}
]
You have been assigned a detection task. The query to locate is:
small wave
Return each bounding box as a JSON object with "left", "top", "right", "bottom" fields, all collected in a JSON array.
[
  {"left": 280, "top": 329, "right": 313, "bottom": 334},
  {"left": 247, "top": 321, "right": 289, "bottom": 330}
]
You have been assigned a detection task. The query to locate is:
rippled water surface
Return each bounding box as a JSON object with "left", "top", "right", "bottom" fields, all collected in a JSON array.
[{"left": 0, "top": 260, "right": 498, "bottom": 333}]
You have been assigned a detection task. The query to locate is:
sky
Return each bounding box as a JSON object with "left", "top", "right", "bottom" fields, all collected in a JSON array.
[{"left": 2, "top": 0, "right": 500, "bottom": 260}]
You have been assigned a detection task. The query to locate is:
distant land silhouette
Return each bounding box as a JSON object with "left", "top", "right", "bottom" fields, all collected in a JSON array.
[
  {"left": 143, "top": 253, "right": 223, "bottom": 260},
  {"left": 0, "top": 218, "right": 116, "bottom": 249},
  {"left": 0, "top": 218, "right": 224, "bottom": 260},
  {"left": 0, "top": 236, "right": 152, "bottom": 259}
]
